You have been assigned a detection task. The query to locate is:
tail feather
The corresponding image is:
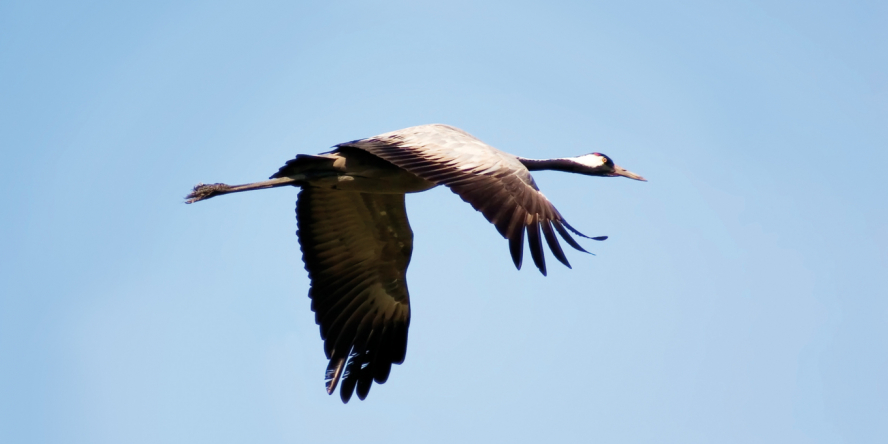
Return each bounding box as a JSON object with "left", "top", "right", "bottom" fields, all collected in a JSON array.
[{"left": 271, "top": 154, "right": 338, "bottom": 179}]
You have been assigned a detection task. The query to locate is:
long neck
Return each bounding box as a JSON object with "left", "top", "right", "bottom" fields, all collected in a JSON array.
[{"left": 517, "top": 157, "right": 582, "bottom": 173}]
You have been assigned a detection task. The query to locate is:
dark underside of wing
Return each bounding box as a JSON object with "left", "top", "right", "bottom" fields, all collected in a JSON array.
[
  {"left": 340, "top": 130, "right": 598, "bottom": 276},
  {"left": 296, "top": 187, "right": 412, "bottom": 403}
]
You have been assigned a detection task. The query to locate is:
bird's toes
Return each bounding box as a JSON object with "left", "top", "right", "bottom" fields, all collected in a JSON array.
[{"left": 185, "top": 183, "right": 231, "bottom": 204}]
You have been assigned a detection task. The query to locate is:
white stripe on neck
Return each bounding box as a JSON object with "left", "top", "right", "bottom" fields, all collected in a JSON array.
[{"left": 572, "top": 154, "right": 606, "bottom": 168}]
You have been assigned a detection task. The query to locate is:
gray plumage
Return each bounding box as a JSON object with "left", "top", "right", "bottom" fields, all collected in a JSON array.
[{"left": 186, "top": 124, "right": 645, "bottom": 403}]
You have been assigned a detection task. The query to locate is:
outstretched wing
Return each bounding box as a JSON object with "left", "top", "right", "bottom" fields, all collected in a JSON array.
[
  {"left": 339, "top": 124, "right": 596, "bottom": 276},
  {"left": 296, "top": 187, "right": 412, "bottom": 403}
]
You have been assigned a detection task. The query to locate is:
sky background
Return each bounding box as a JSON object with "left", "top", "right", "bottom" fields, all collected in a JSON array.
[{"left": 1, "top": 1, "right": 886, "bottom": 442}]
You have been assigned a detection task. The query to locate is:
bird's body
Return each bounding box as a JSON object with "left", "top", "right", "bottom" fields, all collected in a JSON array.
[{"left": 186, "top": 124, "right": 645, "bottom": 402}]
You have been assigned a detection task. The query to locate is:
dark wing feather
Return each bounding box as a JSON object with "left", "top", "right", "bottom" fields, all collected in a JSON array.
[
  {"left": 340, "top": 124, "right": 594, "bottom": 274},
  {"left": 296, "top": 187, "right": 412, "bottom": 403}
]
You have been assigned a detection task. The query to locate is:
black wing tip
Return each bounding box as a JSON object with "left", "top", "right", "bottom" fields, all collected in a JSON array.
[
  {"left": 340, "top": 388, "right": 353, "bottom": 404},
  {"left": 509, "top": 229, "right": 525, "bottom": 270},
  {"left": 554, "top": 220, "right": 607, "bottom": 255},
  {"left": 561, "top": 220, "right": 596, "bottom": 239},
  {"left": 561, "top": 221, "right": 607, "bottom": 242},
  {"left": 552, "top": 220, "right": 589, "bottom": 254},
  {"left": 541, "top": 220, "right": 572, "bottom": 269},
  {"left": 526, "top": 220, "right": 548, "bottom": 276}
]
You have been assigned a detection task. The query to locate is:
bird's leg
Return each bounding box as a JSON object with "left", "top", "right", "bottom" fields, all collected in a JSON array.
[{"left": 185, "top": 176, "right": 302, "bottom": 204}]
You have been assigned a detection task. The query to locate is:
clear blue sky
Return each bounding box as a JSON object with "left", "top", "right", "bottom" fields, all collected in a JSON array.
[{"left": 1, "top": 1, "right": 886, "bottom": 442}]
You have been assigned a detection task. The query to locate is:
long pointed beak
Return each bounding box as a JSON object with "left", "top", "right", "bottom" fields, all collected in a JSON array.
[{"left": 612, "top": 165, "right": 647, "bottom": 181}]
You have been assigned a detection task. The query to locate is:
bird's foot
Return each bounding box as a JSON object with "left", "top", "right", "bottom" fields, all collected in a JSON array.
[{"left": 185, "top": 183, "right": 232, "bottom": 204}]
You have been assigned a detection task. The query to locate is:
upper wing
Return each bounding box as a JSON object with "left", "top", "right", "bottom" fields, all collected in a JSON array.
[
  {"left": 296, "top": 187, "right": 412, "bottom": 403},
  {"left": 338, "top": 124, "right": 594, "bottom": 276}
]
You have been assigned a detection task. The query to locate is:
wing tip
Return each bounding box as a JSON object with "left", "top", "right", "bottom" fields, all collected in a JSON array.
[{"left": 325, "top": 356, "right": 346, "bottom": 395}]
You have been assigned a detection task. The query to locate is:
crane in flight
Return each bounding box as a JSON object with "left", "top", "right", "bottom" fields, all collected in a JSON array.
[{"left": 186, "top": 124, "right": 646, "bottom": 402}]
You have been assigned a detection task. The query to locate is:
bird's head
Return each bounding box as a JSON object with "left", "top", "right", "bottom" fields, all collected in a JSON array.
[{"left": 570, "top": 153, "right": 647, "bottom": 181}]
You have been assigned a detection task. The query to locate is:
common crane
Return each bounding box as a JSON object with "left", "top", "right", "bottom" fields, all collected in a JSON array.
[{"left": 186, "top": 124, "right": 645, "bottom": 402}]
